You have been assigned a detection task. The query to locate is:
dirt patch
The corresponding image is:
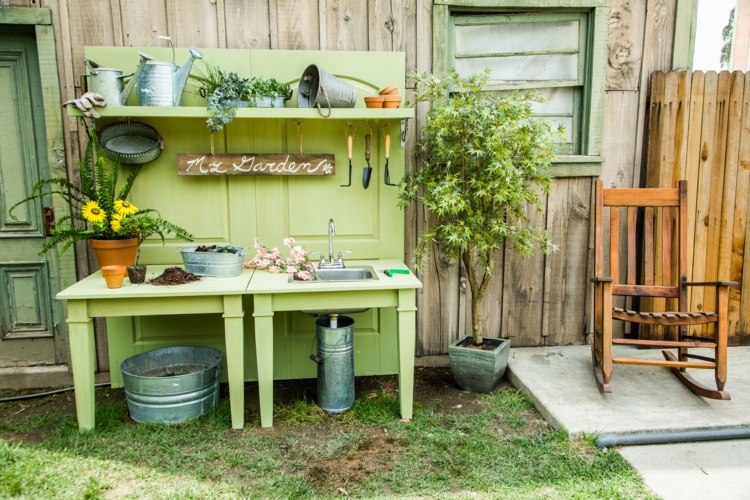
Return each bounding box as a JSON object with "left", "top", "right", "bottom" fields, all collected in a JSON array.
[{"left": 149, "top": 267, "right": 201, "bottom": 286}]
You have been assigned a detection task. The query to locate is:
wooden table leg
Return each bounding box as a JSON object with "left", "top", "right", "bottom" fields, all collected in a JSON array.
[
  {"left": 253, "top": 294, "right": 274, "bottom": 427},
  {"left": 223, "top": 295, "right": 245, "bottom": 429},
  {"left": 397, "top": 289, "right": 417, "bottom": 420},
  {"left": 66, "top": 300, "right": 96, "bottom": 431}
]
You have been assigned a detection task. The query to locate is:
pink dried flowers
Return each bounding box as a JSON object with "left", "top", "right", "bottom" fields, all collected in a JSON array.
[{"left": 244, "top": 237, "right": 318, "bottom": 281}]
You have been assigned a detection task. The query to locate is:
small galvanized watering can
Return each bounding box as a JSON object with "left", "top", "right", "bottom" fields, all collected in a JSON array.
[
  {"left": 136, "top": 36, "right": 204, "bottom": 107},
  {"left": 83, "top": 54, "right": 151, "bottom": 106}
]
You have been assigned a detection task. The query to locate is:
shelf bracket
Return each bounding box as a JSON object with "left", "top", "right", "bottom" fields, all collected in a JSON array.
[{"left": 400, "top": 119, "right": 408, "bottom": 150}]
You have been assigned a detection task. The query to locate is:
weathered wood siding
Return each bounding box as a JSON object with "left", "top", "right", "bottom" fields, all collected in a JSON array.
[{"left": 8, "top": 0, "right": 681, "bottom": 356}]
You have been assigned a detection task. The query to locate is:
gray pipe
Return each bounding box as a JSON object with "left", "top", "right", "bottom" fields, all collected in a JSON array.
[{"left": 595, "top": 427, "right": 750, "bottom": 448}]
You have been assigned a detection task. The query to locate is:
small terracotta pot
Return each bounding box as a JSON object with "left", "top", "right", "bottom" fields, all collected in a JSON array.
[
  {"left": 364, "top": 96, "right": 384, "bottom": 108},
  {"left": 379, "top": 84, "right": 399, "bottom": 96},
  {"left": 101, "top": 265, "right": 126, "bottom": 289},
  {"left": 383, "top": 95, "right": 402, "bottom": 108},
  {"left": 91, "top": 238, "right": 137, "bottom": 276}
]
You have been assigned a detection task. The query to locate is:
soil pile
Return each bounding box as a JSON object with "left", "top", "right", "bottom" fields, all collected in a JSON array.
[{"left": 150, "top": 267, "right": 201, "bottom": 286}]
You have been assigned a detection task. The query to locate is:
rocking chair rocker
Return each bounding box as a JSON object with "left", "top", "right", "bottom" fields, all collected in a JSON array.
[{"left": 591, "top": 180, "right": 737, "bottom": 400}]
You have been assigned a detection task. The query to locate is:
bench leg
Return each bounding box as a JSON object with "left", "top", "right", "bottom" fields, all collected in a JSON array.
[
  {"left": 397, "top": 289, "right": 417, "bottom": 421},
  {"left": 253, "top": 294, "right": 274, "bottom": 428},
  {"left": 67, "top": 300, "right": 95, "bottom": 431},
  {"left": 223, "top": 295, "right": 245, "bottom": 430}
]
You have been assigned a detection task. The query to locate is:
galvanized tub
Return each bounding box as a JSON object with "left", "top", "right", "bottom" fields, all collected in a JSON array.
[
  {"left": 120, "top": 346, "right": 223, "bottom": 424},
  {"left": 313, "top": 316, "right": 355, "bottom": 413},
  {"left": 297, "top": 65, "right": 356, "bottom": 115},
  {"left": 175, "top": 246, "right": 248, "bottom": 277},
  {"left": 98, "top": 121, "right": 163, "bottom": 165}
]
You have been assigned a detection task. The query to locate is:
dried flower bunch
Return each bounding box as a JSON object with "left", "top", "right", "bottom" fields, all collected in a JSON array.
[{"left": 244, "top": 237, "right": 319, "bottom": 281}]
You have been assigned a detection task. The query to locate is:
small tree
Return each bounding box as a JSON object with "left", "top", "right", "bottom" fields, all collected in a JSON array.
[{"left": 400, "top": 69, "right": 560, "bottom": 345}]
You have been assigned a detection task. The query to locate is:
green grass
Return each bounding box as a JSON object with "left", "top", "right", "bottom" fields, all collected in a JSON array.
[{"left": 0, "top": 387, "right": 655, "bottom": 499}]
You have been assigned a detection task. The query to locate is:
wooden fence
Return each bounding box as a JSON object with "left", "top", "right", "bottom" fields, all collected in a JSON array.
[{"left": 644, "top": 70, "right": 750, "bottom": 345}]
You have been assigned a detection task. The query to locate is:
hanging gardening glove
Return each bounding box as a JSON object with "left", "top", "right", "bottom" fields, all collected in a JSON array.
[{"left": 62, "top": 92, "right": 107, "bottom": 118}]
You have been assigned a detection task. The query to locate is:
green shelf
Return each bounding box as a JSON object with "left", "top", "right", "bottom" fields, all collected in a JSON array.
[{"left": 66, "top": 106, "right": 415, "bottom": 120}]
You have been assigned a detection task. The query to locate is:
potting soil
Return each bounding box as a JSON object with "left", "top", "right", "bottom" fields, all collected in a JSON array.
[{"left": 149, "top": 267, "right": 202, "bottom": 286}]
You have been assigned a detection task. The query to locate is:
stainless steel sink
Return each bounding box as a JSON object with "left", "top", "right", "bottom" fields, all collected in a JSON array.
[{"left": 288, "top": 265, "right": 379, "bottom": 284}]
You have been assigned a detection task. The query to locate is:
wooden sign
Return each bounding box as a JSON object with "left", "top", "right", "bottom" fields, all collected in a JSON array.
[{"left": 176, "top": 153, "right": 335, "bottom": 176}]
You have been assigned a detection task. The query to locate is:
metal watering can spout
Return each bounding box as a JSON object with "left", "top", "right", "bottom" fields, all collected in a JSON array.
[
  {"left": 120, "top": 52, "right": 153, "bottom": 105},
  {"left": 173, "top": 46, "right": 204, "bottom": 106}
]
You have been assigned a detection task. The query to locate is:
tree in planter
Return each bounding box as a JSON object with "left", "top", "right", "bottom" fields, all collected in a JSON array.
[{"left": 400, "top": 68, "right": 561, "bottom": 346}]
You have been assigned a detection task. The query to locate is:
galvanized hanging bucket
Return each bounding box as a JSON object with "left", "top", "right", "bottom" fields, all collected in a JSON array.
[
  {"left": 312, "top": 316, "right": 355, "bottom": 413},
  {"left": 120, "top": 346, "right": 223, "bottom": 424},
  {"left": 297, "top": 65, "right": 357, "bottom": 117}
]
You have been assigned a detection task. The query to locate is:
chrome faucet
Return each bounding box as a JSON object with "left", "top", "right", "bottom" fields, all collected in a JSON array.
[{"left": 311, "top": 219, "right": 351, "bottom": 269}]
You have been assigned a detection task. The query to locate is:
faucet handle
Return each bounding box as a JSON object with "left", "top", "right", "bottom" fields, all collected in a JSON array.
[
  {"left": 309, "top": 251, "right": 325, "bottom": 266},
  {"left": 337, "top": 250, "right": 352, "bottom": 266}
]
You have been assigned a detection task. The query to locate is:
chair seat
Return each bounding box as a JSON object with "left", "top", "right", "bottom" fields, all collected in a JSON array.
[{"left": 612, "top": 307, "right": 716, "bottom": 325}]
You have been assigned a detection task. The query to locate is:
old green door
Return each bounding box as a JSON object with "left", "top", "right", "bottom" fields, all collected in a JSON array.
[{"left": 0, "top": 27, "right": 60, "bottom": 367}]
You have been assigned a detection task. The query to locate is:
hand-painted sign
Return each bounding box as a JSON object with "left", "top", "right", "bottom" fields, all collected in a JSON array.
[{"left": 176, "top": 153, "right": 335, "bottom": 176}]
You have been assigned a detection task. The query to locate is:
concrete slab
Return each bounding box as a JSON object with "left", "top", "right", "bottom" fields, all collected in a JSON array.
[
  {"left": 506, "top": 345, "right": 750, "bottom": 436},
  {"left": 619, "top": 440, "right": 750, "bottom": 500}
]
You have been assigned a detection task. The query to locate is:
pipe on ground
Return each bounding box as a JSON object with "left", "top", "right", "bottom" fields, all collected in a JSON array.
[
  {"left": 595, "top": 427, "right": 750, "bottom": 448},
  {"left": 0, "top": 382, "right": 111, "bottom": 403}
]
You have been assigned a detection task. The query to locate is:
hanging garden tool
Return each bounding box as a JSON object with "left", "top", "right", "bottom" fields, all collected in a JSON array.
[
  {"left": 362, "top": 121, "right": 373, "bottom": 189},
  {"left": 341, "top": 122, "right": 354, "bottom": 187},
  {"left": 383, "top": 121, "right": 397, "bottom": 186}
]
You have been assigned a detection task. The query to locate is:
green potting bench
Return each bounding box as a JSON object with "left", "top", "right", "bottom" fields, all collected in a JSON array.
[
  {"left": 57, "top": 266, "right": 254, "bottom": 430},
  {"left": 248, "top": 259, "right": 421, "bottom": 427}
]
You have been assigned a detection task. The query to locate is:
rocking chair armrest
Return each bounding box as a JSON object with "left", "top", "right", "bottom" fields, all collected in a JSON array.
[
  {"left": 590, "top": 276, "right": 614, "bottom": 283},
  {"left": 682, "top": 281, "right": 738, "bottom": 288}
]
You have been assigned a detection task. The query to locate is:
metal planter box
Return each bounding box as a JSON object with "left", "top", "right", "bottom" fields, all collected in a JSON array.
[
  {"left": 448, "top": 336, "right": 510, "bottom": 394},
  {"left": 175, "top": 246, "right": 247, "bottom": 277},
  {"left": 120, "top": 346, "right": 223, "bottom": 424}
]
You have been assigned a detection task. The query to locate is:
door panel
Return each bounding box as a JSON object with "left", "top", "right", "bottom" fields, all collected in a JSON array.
[{"left": 0, "top": 27, "right": 57, "bottom": 366}]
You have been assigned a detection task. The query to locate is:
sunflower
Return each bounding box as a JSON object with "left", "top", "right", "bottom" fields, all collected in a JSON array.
[
  {"left": 110, "top": 213, "right": 123, "bottom": 232},
  {"left": 114, "top": 199, "right": 138, "bottom": 216},
  {"left": 81, "top": 201, "right": 106, "bottom": 224}
]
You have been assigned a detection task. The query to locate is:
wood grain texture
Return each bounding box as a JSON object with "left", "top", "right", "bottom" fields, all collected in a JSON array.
[
  {"left": 165, "top": 0, "right": 220, "bottom": 48},
  {"left": 606, "top": 0, "right": 646, "bottom": 91},
  {"left": 225, "top": 0, "right": 271, "bottom": 49},
  {"left": 275, "top": 0, "right": 320, "bottom": 50},
  {"left": 118, "top": 0, "right": 168, "bottom": 46},
  {"left": 326, "top": 0, "right": 368, "bottom": 51},
  {"left": 543, "top": 178, "right": 591, "bottom": 345}
]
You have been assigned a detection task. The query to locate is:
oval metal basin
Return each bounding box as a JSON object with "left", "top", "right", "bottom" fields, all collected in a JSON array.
[{"left": 289, "top": 265, "right": 379, "bottom": 284}]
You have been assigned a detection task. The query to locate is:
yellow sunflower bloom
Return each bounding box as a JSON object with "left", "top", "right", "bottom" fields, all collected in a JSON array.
[
  {"left": 81, "top": 201, "right": 106, "bottom": 224},
  {"left": 110, "top": 213, "right": 123, "bottom": 232},
  {"left": 114, "top": 199, "right": 138, "bottom": 216}
]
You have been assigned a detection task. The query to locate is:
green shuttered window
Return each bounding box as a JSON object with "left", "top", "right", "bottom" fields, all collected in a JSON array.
[{"left": 434, "top": 1, "right": 608, "bottom": 177}]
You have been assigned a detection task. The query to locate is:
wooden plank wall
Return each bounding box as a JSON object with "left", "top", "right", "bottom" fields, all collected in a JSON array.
[
  {"left": 644, "top": 70, "right": 750, "bottom": 346},
  {"left": 6, "top": 0, "right": 681, "bottom": 356}
]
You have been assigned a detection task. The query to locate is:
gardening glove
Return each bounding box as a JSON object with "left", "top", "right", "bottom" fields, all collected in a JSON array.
[{"left": 62, "top": 92, "right": 107, "bottom": 118}]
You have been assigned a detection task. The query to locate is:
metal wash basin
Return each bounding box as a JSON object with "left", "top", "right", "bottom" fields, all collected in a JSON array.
[
  {"left": 288, "top": 265, "right": 379, "bottom": 284},
  {"left": 293, "top": 265, "right": 379, "bottom": 316}
]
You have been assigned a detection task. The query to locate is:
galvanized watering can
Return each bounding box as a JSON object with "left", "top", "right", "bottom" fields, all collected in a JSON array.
[
  {"left": 83, "top": 54, "right": 151, "bottom": 106},
  {"left": 136, "top": 36, "right": 204, "bottom": 107}
]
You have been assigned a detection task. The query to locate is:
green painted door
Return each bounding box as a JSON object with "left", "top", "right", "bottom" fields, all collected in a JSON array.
[{"left": 0, "top": 27, "right": 60, "bottom": 367}]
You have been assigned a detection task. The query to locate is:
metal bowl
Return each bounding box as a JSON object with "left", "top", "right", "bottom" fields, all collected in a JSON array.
[{"left": 98, "top": 121, "right": 163, "bottom": 164}]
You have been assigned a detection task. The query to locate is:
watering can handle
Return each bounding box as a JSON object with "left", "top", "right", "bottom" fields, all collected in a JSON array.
[
  {"left": 145, "top": 35, "right": 176, "bottom": 65},
  {"left": 173, "top": 247, "right": 186, "bottom": 254}
]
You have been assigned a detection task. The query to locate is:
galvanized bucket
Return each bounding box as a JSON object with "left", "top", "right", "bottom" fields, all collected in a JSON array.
[
  {"left": 175, "top": 246, "right": 248, "bottom": 277},
  {"left": 120, "top": 346, "right": 223, "bottom": 424},
  {"left": 297, "top": 65, "right": 356, "bottom": 117},
  {"left": 313, "top": 316, "right": 355, "bottom": 413},
  {"left": 98, "top": 121, "right": 163, "bottom": 165}
]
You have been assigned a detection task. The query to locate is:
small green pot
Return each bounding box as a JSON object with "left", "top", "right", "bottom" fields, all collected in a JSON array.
[{"left": 448, "top": 335, "right": 510, "bottom": 393}]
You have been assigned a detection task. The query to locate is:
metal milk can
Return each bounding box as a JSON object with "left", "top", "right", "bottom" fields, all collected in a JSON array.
[
  {"left": 83, "top": 54, "right": 151, "bottom": 106},
  {"left": 311, "top": 316, "right": 355, "bottom": 413},
  {"left": 136, "top": 36, "right": 204, "bottom": 107}
]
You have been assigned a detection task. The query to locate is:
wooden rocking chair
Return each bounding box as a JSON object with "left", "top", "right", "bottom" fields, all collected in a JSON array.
[{"left": 591, "top": 180, "right": 737, "bottom": 400}]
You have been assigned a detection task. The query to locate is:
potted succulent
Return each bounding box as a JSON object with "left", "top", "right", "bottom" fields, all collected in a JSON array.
[
  {"left": 9, "top": 133, "right": 193, "bottom": 277},
  {"left": 399, "top": 69, "right": 560, "bottom": 393}
]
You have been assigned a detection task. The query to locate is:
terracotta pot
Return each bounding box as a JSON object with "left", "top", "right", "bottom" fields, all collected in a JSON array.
[
  {"left": 379, "top": 84, "right": 398, "bottom": 96},
  {"left": 364, "top": 96, "right": 384, "bottom": 108},
  {"left": 101, "top": 265, "right": 126, "bottom": 289},
  {"left": 383, "top": 95, "right": 402, "bottom": 108},
  {"left": 91, "top": 238, "right": 138, "bottom": 275}
]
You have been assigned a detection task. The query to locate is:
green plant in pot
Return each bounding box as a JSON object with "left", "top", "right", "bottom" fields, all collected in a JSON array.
[
  {"left": 8, "top": 132, "right": 193, "bottom": 278},
  {"left": 246, "top": 77, "right": 291, "bottom": 108},
  {"left": 400, "top": 68, "right": 560, "bottom": 393}
]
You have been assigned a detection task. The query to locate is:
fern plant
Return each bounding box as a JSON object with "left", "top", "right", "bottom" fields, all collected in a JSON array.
[{"left": 8, "top": 131, "right": 193, "bottom": 256}]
